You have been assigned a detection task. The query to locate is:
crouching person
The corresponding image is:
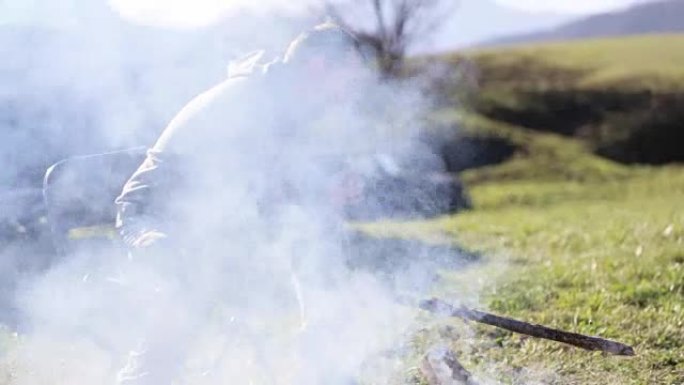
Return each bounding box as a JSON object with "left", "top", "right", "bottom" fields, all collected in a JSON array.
[{"left": 113, "top": 22, "right": 373, "bottom": 384}]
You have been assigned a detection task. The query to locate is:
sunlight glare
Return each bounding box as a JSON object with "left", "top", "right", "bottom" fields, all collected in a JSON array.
[{"left": 108, "top": 0, "right": 303, "bottom": 28}]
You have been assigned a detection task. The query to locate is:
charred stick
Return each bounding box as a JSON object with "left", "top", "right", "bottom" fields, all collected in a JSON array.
[
  {"left": 422, "top": 347, "right": 478, "bottom": 385},
  {"left": 440, "top": 348, "right": 478, "bottom": 385},
  {"left": 420, "top": 298, "right": 635, "bottom": 356}
]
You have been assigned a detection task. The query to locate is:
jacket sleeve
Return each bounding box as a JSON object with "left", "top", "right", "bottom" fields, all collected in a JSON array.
[
  {"left": 115, "top": 149, "right": 178, "bottom": 249},
  {"left": 115, "top": 76, "right": 251, "bottom": 250}
]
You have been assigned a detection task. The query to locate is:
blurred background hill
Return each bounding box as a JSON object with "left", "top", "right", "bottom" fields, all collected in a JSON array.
[
  {"left": 485, "top": 0, "right": 684, "bottom": 46},
  {"left": 419, "top": 0, "right": 574, "bottom": 52},
  {"left": 429, "top": 33, "right": 684, "bottom": 177}
]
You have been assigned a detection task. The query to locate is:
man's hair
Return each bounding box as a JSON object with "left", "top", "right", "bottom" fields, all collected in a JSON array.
[{"left": 284, "top": 22, "right": 370, "bottom": 66}]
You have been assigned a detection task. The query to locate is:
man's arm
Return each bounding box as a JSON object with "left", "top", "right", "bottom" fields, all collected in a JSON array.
[
  {"left": 115, "top": 149, "right": 176, "bottom": 249},
  {"left": 115, "top": 76, "right": 252, "bottom": 250}
]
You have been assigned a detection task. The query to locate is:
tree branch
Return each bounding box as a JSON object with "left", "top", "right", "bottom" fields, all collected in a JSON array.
[
  {"left": 371, "top": 0, "right": 388, "bottom": 41},
  {"left": 318, "top": 0, "right": 456, "bottom": 74}
]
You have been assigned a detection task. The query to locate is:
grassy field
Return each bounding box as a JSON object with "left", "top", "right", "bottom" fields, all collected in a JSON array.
[
  {"left": 460, "top": 34, "right": 684, "bottom": 91},
  {"left": 427, "top": 34, "right": 684, "bottom": 165},
  {"left": 358, "top": 34, "right": 684, "bottom": 383},
  {"left": 365, "top": 164, "right": 683, "bottom": 384},
  {"left": 362, "top": 125, "right": 683, "bottom": 384},
  {"left": 429, "top": 111, "right": 631, "bottom": 184}
]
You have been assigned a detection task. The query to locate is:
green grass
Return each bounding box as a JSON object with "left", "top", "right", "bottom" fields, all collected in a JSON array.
[
  {"left": 426, "top": 34, "right": 684, "bottom": 165},
  {"left": 373, "top": 48, "right": 682, "bottom": 381},
  {"left": 364, "top": 164, "right": 684, "bottom": 384},
  {"left": 458, "top": 34, "right": 684, "bottom": 92},
  {"left": 429, "top": 110, "right": 631, "bottom": 184}
]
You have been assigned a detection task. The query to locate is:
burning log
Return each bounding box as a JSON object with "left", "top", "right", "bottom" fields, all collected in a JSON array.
[
  {"left": 421, "top": 346, "right": 478, "bottom": 385},
  {"left": 420, "top": 298, "right": 635, "bottom": 356}
]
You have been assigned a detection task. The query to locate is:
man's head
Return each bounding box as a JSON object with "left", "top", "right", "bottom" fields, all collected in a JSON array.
[
  {"left": 282, "top": 22, "right": 372, "bottom": 101},
  {"left": 284, "top": 22, "right": 365, "bottom": 65}
]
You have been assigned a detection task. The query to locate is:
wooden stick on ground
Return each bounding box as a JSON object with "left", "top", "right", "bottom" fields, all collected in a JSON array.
[{"left": 420, "top": 298, "right": 635, "bottom": 357}]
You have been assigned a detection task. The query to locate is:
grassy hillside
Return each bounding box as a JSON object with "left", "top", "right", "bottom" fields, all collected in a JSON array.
[
  {"left": 358, "top": 34, "right": 684, "bottom": 383},
  {"left": 433, "top": 34, "right": 684, "bottom": 165},
  {"left": 470, "top": 34, "right": 684, "bottom": 90},
  {"left": 362, "top": 161, "right": 684, "bottom": 384},
  {"left": 430, "top": 111, "right": 631, "bottom": 184}
]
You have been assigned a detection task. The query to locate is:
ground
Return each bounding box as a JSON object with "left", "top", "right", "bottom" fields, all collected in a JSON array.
[
  {"left": 362, "top": 35, "right": 684, "bottom": 383},
  {"left": 364, "top": 163, "right": 684, "bottom": 384},
  {"left": 361, "top": 82, "right": 684, "bottom": 384}
]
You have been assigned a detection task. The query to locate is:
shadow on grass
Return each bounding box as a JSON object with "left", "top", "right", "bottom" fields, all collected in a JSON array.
[{"left": 344, "top": 230, "right": 481, "bottom": 296}]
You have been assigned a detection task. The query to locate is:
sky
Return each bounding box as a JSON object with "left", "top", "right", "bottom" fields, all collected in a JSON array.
[
  {"left": 108, "top": 0, "right": 641, "bottom": 28},
  {"left": 108, "top": 0, "right": 644, "bottom": 27},
  {"left": 107, "top": 0, "right": 309, "bottom": 28},
  {"left": 0, "top": 0, "right": 644, "bottom": 29},
  {"left": 493, "top": 0, "right": 642, "bottom": 14}
]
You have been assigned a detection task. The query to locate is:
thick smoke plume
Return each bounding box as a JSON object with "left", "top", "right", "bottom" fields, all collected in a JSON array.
[{"left": 0, "top": 3, "right": 461, "bottom": 385}]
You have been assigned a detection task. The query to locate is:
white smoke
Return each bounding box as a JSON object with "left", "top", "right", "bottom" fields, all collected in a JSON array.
[
  {"left": 3, "top": 90, "right": 427, "bottom": 384},
  {"left": 108, "top": 0, "right": 316, "bottom": 28},
  {"left": 0, "top": 5, "right": 465, "bottom": 384}
]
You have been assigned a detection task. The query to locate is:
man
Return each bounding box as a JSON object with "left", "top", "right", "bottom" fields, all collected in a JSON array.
[
  {"left": 115, "top": 22, "right": 371, "bottom": 253},
  {"left": 113, "top": 23, "right": 374, "bottom": 384}
]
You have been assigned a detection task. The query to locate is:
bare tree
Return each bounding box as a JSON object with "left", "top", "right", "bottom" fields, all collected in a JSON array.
[{"left": 322, "top": 0, "right": 457, "bottom": 75}]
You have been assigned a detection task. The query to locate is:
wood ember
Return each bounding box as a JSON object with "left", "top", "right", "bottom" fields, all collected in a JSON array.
[
  {"left": 421, "top": 346, "right": 478, "bottom": 385},
  {"left": 420, "top": 298, "right": 636, "bottom": 356}
]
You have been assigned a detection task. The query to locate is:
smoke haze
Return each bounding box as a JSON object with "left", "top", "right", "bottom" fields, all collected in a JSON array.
[{"left": 0, "top": 2, "right": 467, "bottom": 384}]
